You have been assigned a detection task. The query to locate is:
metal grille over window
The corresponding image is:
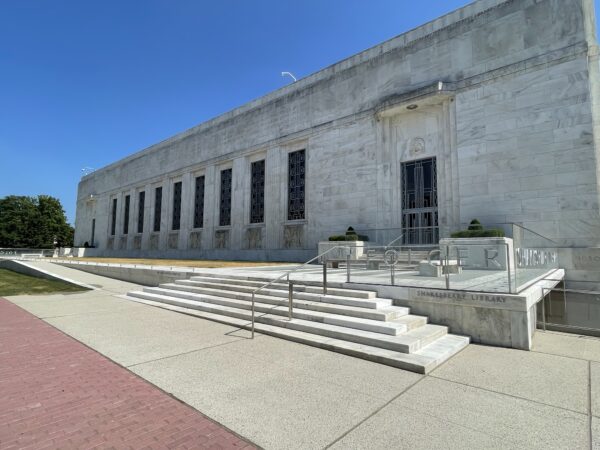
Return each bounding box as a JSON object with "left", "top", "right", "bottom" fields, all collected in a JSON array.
[
  {"left": 287, "top": 149, "right": 305, "bottom": 220},
  {"left": 110, "top": 198, "right": 117, "bottom": 236},
  {"left": 219, "top": 169, "right": 232, "bottom": 226},
  {"left": 250, "top": 160, "right": 265, "bottom": 223},
  {"left": 123, "top": 195, "right": 130, "bottom": 235},
  {"left": 401, "top": 157, "right": 439, "bottom": 245},
  {"left": 153, "top": 187, "right": 162, "bottom": 232},
  {"left": 194, "top": 176, "right": 205, "bottom": 229},
  {"left": 172, "top": 182, "right": 182, "bottom": 230},
  {"left": 137, "top": 191, "right": 145, "bottom": 233}
]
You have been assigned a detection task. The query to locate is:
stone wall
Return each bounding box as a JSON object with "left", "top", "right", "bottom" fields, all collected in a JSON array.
[{"left": 74, "top": 0, "right": 600, "bottom": 260}]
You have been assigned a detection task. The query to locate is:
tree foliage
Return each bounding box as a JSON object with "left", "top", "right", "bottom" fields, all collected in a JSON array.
[{"left": 0, "top": 195, "right": 74, "bottom": 248}]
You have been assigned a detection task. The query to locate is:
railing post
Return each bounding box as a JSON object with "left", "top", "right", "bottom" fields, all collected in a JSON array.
[
  {"left": 445, "top": 245, "right": 450, "bottom": 290},
  {"left": 346, "top": 252, "right": 351, "bottom": 283},
  {"left": 323, "top": 262, "right": 327, "bottom": 295},
  {"left": 288, "top": 281, "right": 294, "bottom": 320},
  {"left": 251, "top": 292, "right": 255, "bottom": 339},
  {"left": 505, "top": 243, "right": 512, "bottom": 294}
]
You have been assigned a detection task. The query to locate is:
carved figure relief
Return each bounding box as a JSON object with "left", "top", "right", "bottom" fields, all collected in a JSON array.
[
  {"left": 284, "top": 225, "right": 304, "bottom": 249},
  {"left": 189, "top": 231, "right": 202, "bottom": 249},
  {"left": 168, "top": 232, "right": 179, "bottom": 249},
  {"left": 215, "top": 230, "right": 229, "bottom": 249},
  {"left": 246, "top": 227, "right": 263, "bottom": 249},
  {"left": 409, "top": 137, "right": 425, "bottom": 156}
]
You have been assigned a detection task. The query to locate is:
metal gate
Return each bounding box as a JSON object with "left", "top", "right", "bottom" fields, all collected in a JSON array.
[{"left": 401, "top": 157, "right": 439, "bottom": 245}]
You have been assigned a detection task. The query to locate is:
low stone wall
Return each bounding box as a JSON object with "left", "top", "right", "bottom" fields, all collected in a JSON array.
[
  {"left": 55, "top": 261, "right": 195, "bottom": 287},
  {"left": 344, "top": 269, "right": 564, "bottom": 350},
  {"left": 558, "top": 247, "right": 600, "bottom": 290},
  {"left": 0, "top": 260, "right": 95, "bottom": 290}
]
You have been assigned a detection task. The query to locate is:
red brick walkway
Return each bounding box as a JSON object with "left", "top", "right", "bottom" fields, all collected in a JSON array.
[{"left": 0, "top": 299, "right": 256, "bottom": 450}]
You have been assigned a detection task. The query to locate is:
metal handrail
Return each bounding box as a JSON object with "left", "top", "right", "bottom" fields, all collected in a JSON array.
[
  {"left": 384, "top": 233, "right": 404, "bottom": 250},
  {"left": 250, "top": 244, "right": 351, "bottom": 338}
]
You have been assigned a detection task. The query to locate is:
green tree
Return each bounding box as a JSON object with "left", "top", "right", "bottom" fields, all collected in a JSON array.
[{"left": 0, "top": 195, "right": 74, "bottom": 248}]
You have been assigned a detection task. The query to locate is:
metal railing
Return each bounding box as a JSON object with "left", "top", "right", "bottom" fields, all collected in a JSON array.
[
  {"left": 384, "top": 233, "right": 404, "bottom": 250},
  {"left": 249, "top": 244, "right": 352, "bottom": 338}
]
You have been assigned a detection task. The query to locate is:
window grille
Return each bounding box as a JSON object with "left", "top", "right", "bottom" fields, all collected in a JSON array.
[
  {"left": 194, "top": 176, "right": 205, "bottom": 228},
  {"left": 219, "top": 169, "right": 232, "bottom": 226},
  {"left": 287, "top": 150, "right": 305, "bottom": 220},
  {"left": 250, "top": 160, "right": 265, "bottom": 223}
]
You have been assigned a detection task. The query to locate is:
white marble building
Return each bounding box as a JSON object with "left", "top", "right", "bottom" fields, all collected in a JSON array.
[{"left": 74, "top": 0, "right": 600, "bottom": 262}]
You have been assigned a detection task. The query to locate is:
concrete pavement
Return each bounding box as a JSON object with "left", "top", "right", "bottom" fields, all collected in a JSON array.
[{"left": 5, "top": 261, "right": 599, "bottom": 449}]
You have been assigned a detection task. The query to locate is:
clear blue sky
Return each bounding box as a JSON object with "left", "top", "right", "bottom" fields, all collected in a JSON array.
[{"left": 1, "top": 1, "right": 598, "bottom": 224}]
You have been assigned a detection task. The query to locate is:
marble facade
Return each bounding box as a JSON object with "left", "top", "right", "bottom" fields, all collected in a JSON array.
[{"left": 74, "top": 0, "right": 600, "bottom": 261}]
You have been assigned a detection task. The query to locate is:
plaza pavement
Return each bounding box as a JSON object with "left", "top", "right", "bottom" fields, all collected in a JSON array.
[{"left": 3, "top": 261, "right": 600, "bottom": 449}]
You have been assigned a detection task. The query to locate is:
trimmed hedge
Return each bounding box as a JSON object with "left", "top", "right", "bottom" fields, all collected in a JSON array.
[
  {"left": 451, "top": 229, "right": 505, "bottom": 238},
  {"left": 329, "top": 227, "right": 369, "bottom": 241}
]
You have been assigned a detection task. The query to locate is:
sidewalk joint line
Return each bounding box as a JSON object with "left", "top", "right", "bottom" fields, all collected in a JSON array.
[
  {"left": 322, "top": 375, "right": 427, "bottom": 449},
  {"left": 428, "top": 374, "right": 588, "bottom": 417},
  {"left": 126, "top": 338, "right": 248, "bottom": 368}
]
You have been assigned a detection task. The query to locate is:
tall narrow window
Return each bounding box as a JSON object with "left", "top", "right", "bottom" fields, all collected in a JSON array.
[
  {"left": 110, "top": 198, "right": 117, "bottom": 236},
  {"left": 137, "top": 191, "right": 145, "bottom": 233},
  {"left": 287, "top": 149, "right": 305, "bottom": 220},
  {"left": 194, "top": 175, "right": 205, "bottom": 228},
  {"left": 219, "top": 168, "right": 232, "bottom": 226},
  {"left": 172, "top": 181, "right": 182, "bottom": 230},
  {"left": 250, "top": 160, "right": 265, "bottom": 223},
  {"left": 153, "top": 187, "right": 162, "bottom": 232},
  {"left": 123, "top": 195, "right": 130, "bottom": 235}
]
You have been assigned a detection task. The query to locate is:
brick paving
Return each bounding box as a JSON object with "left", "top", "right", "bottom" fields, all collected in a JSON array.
[{"left": 0, "top": 298, "right": 256, "bottom": 450}]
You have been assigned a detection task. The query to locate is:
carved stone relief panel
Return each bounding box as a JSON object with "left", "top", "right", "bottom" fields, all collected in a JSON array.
[
  {"left": 245, "top": 227, "right": 264, "bottom": 249},
  {"left": 168, "top": 232, "right": 179, "bottom": 250},
  {"left": 189, "top": 231, "right": 202, "bottom": 249},
  {"left": 133, "top": 235, "right": 142, "bottom": 250},
  {"left": 283, "top": 225, "right": 304, "bottom": 249},
  {"left": 215, "top": 230, "right": 230, "bottom": 249},
  {"left": 149, "top": 234, "right": 159, "bottom": 250}
]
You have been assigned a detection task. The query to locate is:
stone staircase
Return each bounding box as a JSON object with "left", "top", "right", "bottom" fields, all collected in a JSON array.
[{"left": 123, "top": 272, "right": 469, "bottom": 373}]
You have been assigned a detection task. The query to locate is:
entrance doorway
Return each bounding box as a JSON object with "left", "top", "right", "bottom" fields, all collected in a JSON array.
[{"left": 401, "top": 158, "right": 439, "bottom": 245}]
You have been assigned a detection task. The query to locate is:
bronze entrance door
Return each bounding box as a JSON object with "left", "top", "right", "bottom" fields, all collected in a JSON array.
[{"left": 401, "top": 158, "right": 439, "bottom": 245}]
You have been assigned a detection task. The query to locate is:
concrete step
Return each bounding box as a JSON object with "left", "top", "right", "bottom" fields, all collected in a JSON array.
[
  {"left": 158, "top": 283, "right": 409, "bottom": 321},
  {"left": 152, "top": 284, "right": 408, "bottom": 321},
  {"left": 122, "top": 295, "right": 469, "bottom": 374},
  {"left": 187, "top": 276, "right": 377, "bottom": 299},
  {"left": 140, "top": 287, "right": 425, "bottom": 335},
  {"left": 175, "top": 279, "right": 390, "bottom": 309},
  {"left": 127, "top": 290, "right": 446, "bottom": 353}
]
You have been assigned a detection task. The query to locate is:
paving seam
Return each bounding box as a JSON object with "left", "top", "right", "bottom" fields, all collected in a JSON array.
[
  {"left": 531, "top": 348, "right": 600, "bottom": 364},
  {"left": 322, "top": 375, "right": 427, "bottom": 449},
  {"left": 399, "top": 401, "right": 527, "bottom": 447},
  {"left": 3, "top": 297, "right": 264, "bottom": 450},
  {"left": 218, "top": 341, "right": 414, "bottom": 403},
  {"left": 126, "top": 337, "right": 252, "bottom": 368},
  {"left": 39, "top": 305, "right": 144, "bottom": 320},
  {"left": 428, "top": 374, "right": 588, "bottom": 416}
]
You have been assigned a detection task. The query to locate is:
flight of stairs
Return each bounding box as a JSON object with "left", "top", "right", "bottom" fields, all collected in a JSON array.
[{"left": 123, "top": 272, "right": 469, "bottom": 374}]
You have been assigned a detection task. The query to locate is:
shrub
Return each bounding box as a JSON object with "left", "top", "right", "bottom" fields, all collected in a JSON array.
[
  {"left": 328, "top": 227, "right": 369, "bottom": 241},
  {"left": 450, "top": 229, "right": 505, "bottom": 238},
  {"left": 468, "top": 219, "right": 483, "bottom": 231}
]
